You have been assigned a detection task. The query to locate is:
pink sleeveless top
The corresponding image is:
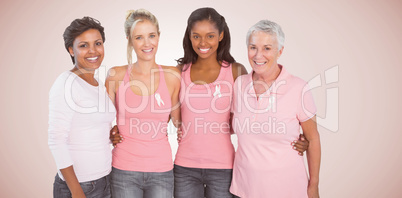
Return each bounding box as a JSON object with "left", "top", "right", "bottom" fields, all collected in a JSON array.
[
  {"left": 175, "top": 62, "right": 235, "bottom": 169},
  {"left": 112, "top": 65, "right": 173, "bottom": 172}
]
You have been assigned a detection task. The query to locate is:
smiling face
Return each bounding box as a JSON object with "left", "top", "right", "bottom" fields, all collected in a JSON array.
[
  {"left": 190, "top": 20, "right": 223, "bottom": 60},
  {"left": 68, "top": 29, "right": 104, "bottom": 71},
  {"left": 130, "top": 20, "right": 159, "bottom": 62},
  {"left": 248, "top": 31, "right": 283, "bottom": 75}
]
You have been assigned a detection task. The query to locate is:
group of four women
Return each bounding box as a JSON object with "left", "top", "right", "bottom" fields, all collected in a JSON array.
[{"left": 48, "top": 7, "right": 321, "bottom": 198}]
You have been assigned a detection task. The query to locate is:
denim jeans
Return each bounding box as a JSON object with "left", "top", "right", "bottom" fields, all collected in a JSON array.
[
  {"left": 173, "top": 164, "right": 234, "bottom": 198},
  {"left": 111, "top": 167, "right": 174, "bottom": 198},
  {"left": 53, "top": 173, "right": 111, "bottom": 198}
]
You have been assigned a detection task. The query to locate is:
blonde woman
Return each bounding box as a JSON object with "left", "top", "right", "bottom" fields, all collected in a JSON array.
[{"left": 105, "top": 9, "right": 180, "bottom": 197}]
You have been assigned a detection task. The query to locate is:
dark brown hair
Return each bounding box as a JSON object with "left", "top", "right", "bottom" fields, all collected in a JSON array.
[
  {"left": 177, "top": 7, "right": 235, "bottom": 70},
  {"left": 63, "top": 16, "right": 105, "bottom": 64}
]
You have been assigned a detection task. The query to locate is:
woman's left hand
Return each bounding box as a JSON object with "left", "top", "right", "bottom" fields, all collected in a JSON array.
[
  {"left": 307, "top": 183, "right": 319, "bottom": 198},
  {"left": 292, "top": 134, "right": 309, "bottom": 156},
  {"left": 110, "top": 125, "right": 123, "bottom": 147}
]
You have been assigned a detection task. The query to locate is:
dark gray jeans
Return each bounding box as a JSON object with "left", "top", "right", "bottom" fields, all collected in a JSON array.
[
  {"left": 173, "top": 164, "right": 234, "bottom": 198},
  {"left": 53, "top": 173, "right": 111, "bottom": 198},
  {"left": 111, "top": 167, "right": 174, "bottom": 198}
]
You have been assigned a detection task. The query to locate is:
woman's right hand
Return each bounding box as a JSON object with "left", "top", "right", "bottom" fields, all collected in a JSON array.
[
  {"left": 291, "top": 134, "right": 309, "bottom": 156},
  {"left": 177, "top": 127, "right": 183, "bottom": 143},
  {"left": 110, "top": 125, "right": 123, "bottom": 147}
]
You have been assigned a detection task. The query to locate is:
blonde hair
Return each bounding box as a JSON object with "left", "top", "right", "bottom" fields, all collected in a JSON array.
[{"left": 124, "top": 9, "right": 160, "bottom": 65}]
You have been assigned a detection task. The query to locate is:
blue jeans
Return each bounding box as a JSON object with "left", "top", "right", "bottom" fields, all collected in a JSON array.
[
  {"left": 53, "top": 173, "right": 111, "bottom": 198},
  {"left": 173, "top": 164, "right": 234, "bottom": 198},
  {"left": 111, "top": 167, "right": 174, "bottom": 198}
]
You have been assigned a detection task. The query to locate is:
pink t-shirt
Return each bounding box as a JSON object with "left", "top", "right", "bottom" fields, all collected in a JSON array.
[
  {"left": 174, "top": 62, "right": 235, "bottom": 169},
  {"left": 112, "top": 65, "right": 173, "bottom": 172},
  {"left": 230, "top": 65, "right": 316, "bottom": 198}
]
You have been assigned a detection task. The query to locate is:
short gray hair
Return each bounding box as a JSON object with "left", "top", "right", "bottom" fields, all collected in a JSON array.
[{"left": 246, "top": 20, "right": 285, "bottom": 51}]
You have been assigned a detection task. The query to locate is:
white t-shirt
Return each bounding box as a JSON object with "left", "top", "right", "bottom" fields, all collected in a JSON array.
[{"left": 48, "top": 71, "right": 116, "bottom": 182}]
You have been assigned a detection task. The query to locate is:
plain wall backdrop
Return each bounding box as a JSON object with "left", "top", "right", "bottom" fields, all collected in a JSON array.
[{"left": 1, "top": 0, "right": 401, "bottom": 197}]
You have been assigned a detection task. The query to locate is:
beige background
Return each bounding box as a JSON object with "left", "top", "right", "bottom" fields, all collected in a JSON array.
[{"left": 1, "top": 0, "right": 401, "bottom": 197}]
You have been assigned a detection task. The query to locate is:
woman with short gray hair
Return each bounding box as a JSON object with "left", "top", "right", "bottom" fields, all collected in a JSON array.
[{"left": 230, "top": 20, "right": 321, "bottom": 198}]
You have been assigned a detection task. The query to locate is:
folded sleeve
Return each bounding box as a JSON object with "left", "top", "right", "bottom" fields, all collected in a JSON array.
[
  {"left": 48, "top": 73, "right": 74, "bottom": 169},
  {"left": 296, "top": 83, "right": 317, "bottom": 122}
]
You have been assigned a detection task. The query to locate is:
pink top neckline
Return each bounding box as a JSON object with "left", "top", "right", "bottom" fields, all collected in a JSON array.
[
  {"left": 124, "top": 64, "right": 164, "bottom": 97},
  {"left": 185, "top": 61, "right": 230, "bottom": 86}
]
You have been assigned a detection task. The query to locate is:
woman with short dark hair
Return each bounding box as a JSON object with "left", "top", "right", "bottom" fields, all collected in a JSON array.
[{"left": 48, "top": 16, "right": 115, "bottom": 198}]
